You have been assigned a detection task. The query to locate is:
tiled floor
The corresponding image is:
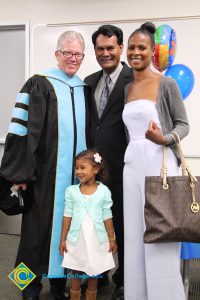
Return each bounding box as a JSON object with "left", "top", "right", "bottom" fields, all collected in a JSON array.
[{"left": 1, "top": 233, "right": 200, "bottom": 300}]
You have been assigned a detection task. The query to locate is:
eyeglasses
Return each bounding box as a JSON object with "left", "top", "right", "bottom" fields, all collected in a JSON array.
[{"left": 59, "top": 50, "right": 85, "bottom": 60}]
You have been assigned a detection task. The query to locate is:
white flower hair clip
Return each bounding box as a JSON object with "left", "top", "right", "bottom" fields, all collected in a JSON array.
[{"left": 93, "top": 153, "right": 102, "bottom": 164}]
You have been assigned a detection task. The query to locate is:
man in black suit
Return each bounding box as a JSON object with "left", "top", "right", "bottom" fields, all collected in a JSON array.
[{"left": 85, "top": 25, "right": 133, "bottom": 300}]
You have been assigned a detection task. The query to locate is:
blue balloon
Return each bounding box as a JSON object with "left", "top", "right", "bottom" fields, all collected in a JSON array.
[
  {"left": 181, "top": 242, "right": 200, "bottom": 259},
  {"left": 165, "top": 64, "right": 195, "bottom": 100}
]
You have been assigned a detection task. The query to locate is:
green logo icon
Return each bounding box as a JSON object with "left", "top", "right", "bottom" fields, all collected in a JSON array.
[{"left": 8, "top": 262, "right": 36, "bottom": 290}]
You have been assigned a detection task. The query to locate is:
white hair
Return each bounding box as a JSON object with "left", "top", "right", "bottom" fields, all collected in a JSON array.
[{"left": 57, "top": 31, "right": 85, "bottom": 51}]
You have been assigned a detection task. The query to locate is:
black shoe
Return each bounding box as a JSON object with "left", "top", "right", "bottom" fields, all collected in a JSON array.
[
  {"left": 112, "top": 269, "right": 123, "bottom": 288},
  {"left": 50, "top": 285, "right": 69, "bottom": 300},
  {"left": 23, "top": 297, "right": 39, "bottom": 300},
  {"left": 112, "top": 285, "right": 124, "bottom": 300},
  {"left": 98, "top": 274, "right": 109, "bottom": 288}
]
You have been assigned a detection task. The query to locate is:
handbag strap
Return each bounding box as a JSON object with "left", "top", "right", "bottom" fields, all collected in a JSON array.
[
  {"left": 172, "top": 132, "right": 197, "bottom": 182},
  {"left": 161, "top": 133, "right": 199, "bottom": 213},
  {"left": 161, "top": 146, "right": 168, "bottom": 189},
  {"left": 161, "top": 132, "right": 197, "bottom": 188}
]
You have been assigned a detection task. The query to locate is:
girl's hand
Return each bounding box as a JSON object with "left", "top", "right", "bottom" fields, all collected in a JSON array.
[
  {"left": 145, "top": 120, "right": 166, "bottom": 145},
  {"left": 109, "top": 241, "right": 118, "bottom": 254},
  {"left": 59, "top": 240, "right": 67, "bottom": 256}
]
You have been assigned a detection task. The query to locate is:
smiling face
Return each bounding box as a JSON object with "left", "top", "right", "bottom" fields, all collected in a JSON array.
[
  {"left": 94, "top": 34, "right": 123, "bottom": 74},
  {"left": 75, "top": 158, "right": 99, "bottom": 184},
  {"left": 127, "top": 32, "right": 155, "bottom": 71},
  {"left": 55, "top": 39, "right": 84, "bottom": 76}
]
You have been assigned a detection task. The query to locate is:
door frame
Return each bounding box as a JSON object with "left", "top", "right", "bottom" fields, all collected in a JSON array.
[{"left": 0, "top": 21, "right": 29, "bottom": 145}]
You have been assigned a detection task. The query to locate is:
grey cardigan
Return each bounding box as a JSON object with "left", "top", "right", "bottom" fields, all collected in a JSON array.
[{"left": 125, "top": 76, "right": 190, "bottom": 165}]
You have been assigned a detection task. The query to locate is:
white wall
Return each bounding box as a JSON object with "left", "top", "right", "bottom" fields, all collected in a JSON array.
[
  {"left": 1, "top": 0, "right": 200, "bottom": 27},
  {"left": 0, "top": 0, "right": 200, "bottom": 173}
]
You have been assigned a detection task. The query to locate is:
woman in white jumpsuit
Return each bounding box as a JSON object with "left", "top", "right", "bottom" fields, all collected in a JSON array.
[{"left": 123, "top": 22, "right": 189, "bottom": 300}]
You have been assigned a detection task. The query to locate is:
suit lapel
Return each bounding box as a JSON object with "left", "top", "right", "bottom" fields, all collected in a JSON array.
[
  {"left": 99, "top": 63, "right": 133, "bottom": 121},
  {"left": 88, "top": 71, "right": 102, "bottom": 122}
]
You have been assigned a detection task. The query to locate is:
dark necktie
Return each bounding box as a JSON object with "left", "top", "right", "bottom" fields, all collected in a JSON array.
[{"left": 98, "top": 75, "right": 111, "bottom": 117}]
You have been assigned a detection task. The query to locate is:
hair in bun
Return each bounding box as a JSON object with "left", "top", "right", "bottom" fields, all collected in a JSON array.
[
  {"left": 128, "top": 21, "right": 156, "bottom": 49},
  {"left": 140, "top": 22, "right": 156, "bottom": 35}
]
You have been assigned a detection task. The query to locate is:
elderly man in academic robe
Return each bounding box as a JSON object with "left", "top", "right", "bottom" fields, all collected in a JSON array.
[{"left": 0, "top": 31, "right": 88, "bottom": 300}]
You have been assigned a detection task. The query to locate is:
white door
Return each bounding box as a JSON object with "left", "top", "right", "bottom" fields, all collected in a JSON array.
[{"left": 0, "top": 24, "right": 28, "bottom": 234}]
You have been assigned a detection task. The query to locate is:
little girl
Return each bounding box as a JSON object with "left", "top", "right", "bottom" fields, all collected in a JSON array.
[{"left": 59, "top": 149, "right": 117, "bottom": 300}]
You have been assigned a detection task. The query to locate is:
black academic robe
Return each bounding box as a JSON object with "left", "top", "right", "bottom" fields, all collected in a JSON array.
[{"left": 0, "top": 69, "right": 88, "bottom": 277}]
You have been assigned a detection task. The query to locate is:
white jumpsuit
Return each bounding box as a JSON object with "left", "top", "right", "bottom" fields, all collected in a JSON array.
[{"left": 123, "top": 100, "right": 185, "bottom": 300}]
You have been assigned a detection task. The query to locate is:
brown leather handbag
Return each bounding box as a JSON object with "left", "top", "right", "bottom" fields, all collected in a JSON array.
[{"left": 144, "top": 132, "right": 200, "bottom": 244}]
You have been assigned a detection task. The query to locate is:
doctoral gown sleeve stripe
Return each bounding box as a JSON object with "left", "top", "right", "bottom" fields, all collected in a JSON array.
[
  {"left": 8, "top": 122, "right": 27, "bottom": 136},
  {"left": 0, "top": 76, "right": 47, "bottom": 183}
]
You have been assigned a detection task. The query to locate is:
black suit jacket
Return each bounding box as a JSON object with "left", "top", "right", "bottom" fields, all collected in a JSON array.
[{"left": 85, "top": 62, "right": 133, "bottom": 183}]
